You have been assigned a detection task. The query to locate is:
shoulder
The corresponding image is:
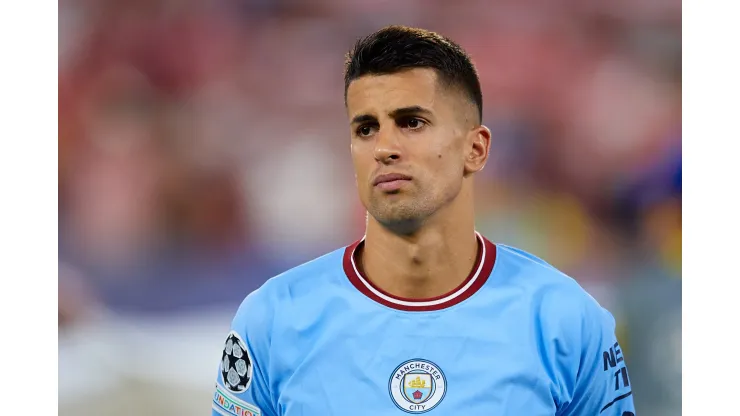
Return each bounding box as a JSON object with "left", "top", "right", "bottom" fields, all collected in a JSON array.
[
  {"left": 231, "top": 246, "right": 348, "bottom": 331},
  {"left": 494, "top": 244, "right": 611, "bottom": 328},
  {"left": 494, "top": 244, "right": 617, "bottom": 393}
]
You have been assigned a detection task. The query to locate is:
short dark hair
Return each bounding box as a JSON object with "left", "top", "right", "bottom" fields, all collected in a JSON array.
[{"left": 344, "top": 25, "right": 483, "bottom": 122}]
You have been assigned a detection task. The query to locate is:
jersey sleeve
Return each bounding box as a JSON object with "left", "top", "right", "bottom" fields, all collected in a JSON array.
[
  {"left": 212, "top": 290, "right": 278, "bottom": 416},
  {"left": 557, "top": 299, "right": 636, "bottom": 416}
]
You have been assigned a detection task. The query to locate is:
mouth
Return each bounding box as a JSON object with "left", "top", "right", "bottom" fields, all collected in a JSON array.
[{"left": 372, "top": 173, "right": 412, "bottom": 192}]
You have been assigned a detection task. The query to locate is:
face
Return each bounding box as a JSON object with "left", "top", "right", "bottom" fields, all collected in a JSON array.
[{"left": 346, "top": 68, "right": 490, "bottom": 230}]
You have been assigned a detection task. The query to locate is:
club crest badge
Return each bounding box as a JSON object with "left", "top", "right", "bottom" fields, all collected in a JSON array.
[{"left": 389, "top": 359, "right": 447, "bottom": 413}]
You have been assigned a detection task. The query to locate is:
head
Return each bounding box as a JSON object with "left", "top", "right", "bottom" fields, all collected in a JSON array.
[{"left": 344, "top": 26, "right": 491, "bottom": 234}]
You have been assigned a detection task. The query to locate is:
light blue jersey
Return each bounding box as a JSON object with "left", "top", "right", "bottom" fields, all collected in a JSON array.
[{"left": 212, "top": 233, "right": 635, "bottom": 415}]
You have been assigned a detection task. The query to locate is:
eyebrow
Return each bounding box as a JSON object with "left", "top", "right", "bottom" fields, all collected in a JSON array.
[{"left": 350, "top": 106, "right": 434, "bottom": 125}]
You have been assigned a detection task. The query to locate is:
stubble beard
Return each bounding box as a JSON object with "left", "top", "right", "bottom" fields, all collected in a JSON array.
[{"left": 367, "top": 191, "right": 439, "bottom": 235}]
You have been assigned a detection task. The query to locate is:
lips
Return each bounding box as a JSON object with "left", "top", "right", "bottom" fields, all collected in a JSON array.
[{"left": 372, "top": 173, "right": 412, "bottom": 186}]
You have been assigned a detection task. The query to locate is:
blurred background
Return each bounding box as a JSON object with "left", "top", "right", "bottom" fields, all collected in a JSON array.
[{"left": 58, "top": 0, "right": 681, "bottom": 414}]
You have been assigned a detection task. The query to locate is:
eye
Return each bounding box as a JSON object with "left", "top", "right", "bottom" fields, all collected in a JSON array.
[
  {"left": 356, "top": 124, "right": 377, "bottom": 137},
  {"left": 400, "top": 117, "right": 426, "bottom": 131}
]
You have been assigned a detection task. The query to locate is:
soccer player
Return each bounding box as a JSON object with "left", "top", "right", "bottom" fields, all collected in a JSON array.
[{"left": 212, "top": 26, "right": 636, "bottom": 415}]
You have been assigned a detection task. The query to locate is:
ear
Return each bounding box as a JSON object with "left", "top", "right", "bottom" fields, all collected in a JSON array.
[{"left": 463, "top": 125, "right": 492, "bottom": 175}]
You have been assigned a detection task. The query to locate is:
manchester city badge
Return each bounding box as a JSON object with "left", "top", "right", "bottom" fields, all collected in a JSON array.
[{"left": 388, "top": 359, "right": 447, "bottom": 413}]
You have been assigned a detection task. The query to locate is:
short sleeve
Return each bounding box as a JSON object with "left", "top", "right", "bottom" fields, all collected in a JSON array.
[
  {"left": 557, "top": 299, "right": 636, "bottom": 416},
  {"left": 212, "top": 291, "right": 278, "bottom": 416}
]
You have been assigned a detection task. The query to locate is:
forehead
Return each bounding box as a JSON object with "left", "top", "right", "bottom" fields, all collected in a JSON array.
[{"left": 346, "top": 68, "right": 446, "bottom": 117}]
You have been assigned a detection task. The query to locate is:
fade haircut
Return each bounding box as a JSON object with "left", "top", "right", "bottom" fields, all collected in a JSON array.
[{"left": 344, "top": 25, "right": 483, "bottom": 123}]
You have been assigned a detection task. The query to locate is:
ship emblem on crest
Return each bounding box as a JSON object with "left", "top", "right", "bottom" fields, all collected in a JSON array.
[
  {"left": 389, "top": 359, "right": 447, "bottom": 413},
  {"left": 404, "top": 374, "right": 433, "bottom": 403}
]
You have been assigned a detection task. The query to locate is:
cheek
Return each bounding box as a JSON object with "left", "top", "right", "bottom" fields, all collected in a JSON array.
[
  {"left": 350, "top": 147, "right": 367, "bottom": 173},
  {"left": 350, "top": 152, "right": 372, "bottom": 193},
  {"left": 430, "top": 145, "right": 466, "bottom": 191},
  {"left": 432, "top": 141, "right": 465, "bottom": 170},
  {"left": 423, "top": 153, "right": 460, "bottom": 192}
]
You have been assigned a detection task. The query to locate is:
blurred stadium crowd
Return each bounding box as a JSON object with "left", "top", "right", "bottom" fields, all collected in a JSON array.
[{"left": 58, "top": 0, "right": 681, "bottom": 415}]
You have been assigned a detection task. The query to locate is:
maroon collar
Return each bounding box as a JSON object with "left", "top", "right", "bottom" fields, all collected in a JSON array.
[{"left": 343, "top": 232, "right": 496, "bottom": 312}]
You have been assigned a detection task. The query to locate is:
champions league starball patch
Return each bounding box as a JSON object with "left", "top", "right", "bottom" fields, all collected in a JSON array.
[
  {"left": 220, "top": 331, "right": 254, "bottom": 393},
  {"left": 389, "top": 359, "right": 447, "bottom": 413}
]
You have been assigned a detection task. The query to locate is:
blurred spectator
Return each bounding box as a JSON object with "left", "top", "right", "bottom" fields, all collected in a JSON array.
[{"left": 59, "top": 263, "right": 101, "bottom": 328}]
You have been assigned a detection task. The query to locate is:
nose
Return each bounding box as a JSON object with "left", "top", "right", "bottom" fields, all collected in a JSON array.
[{"left": 373, "top": 127, "right": 402, "bottom": 164}]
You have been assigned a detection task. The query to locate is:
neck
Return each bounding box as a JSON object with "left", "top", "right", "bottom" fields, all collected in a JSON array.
[{"left": 358, "top": 197, "right": 479, "bottom": 300}]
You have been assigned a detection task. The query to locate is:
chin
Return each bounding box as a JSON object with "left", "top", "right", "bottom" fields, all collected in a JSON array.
[
  {"left": 377, "top": 217, "right": 424, "bottom": 235},
  {"left": 369, "top": 204, "right": 430, "bottom": 234}
]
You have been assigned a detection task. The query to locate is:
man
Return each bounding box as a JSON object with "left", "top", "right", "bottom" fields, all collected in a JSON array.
[{"left": 212, "top": 26, "right": 636, "bottom": 415}]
